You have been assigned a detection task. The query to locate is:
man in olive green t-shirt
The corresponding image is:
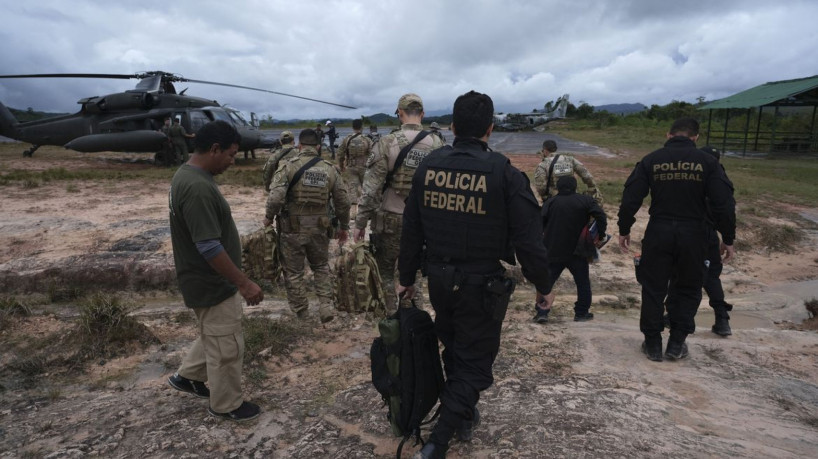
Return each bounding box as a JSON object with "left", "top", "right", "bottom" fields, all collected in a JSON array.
[{"left": 166, "top": 120, "right": 264, "bottom": 422}]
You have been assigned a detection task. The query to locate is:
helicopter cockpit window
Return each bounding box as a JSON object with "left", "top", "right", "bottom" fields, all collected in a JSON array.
[
  {"left": 226, "top": 110, "right": 249, "bottom": 126},
  {"left": 207, "top": 109, "right": 233, "bottom": 123},
  {"left": 131, "top": 75, "right": 162, "bottom": 93}
]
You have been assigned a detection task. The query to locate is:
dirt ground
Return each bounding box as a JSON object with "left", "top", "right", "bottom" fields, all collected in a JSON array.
[{"left": 1, "top": 143, "right": 817, "bottom": 458}]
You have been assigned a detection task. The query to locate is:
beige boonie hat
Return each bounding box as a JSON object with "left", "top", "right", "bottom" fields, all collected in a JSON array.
[
  {"left": 396, "top": 93, "right": 423, "bottom": 113},
  {"left": 280, "top": 131, "right": 294, "bottom": 142}
]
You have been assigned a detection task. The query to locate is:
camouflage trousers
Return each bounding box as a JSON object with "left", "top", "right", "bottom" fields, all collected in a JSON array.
[
  {"left": 370, "top": 212, "right": 424, "bottom": 310},
  {"left": 280, "top": 230, "right": 334, "bottom": 316},
  {"left": 343, "top": 165, "right": 366, "bottom": 204}
]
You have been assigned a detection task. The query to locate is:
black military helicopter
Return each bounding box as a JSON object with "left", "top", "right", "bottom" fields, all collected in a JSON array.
[{"left": 0, "top": 71, "right": 355, "bottom": 165}]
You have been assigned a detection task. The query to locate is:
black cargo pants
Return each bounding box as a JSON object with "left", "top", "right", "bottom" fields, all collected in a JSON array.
[
  {"left": 704, "top": 227, "right": 732, "bottom": 317},
  {"left": 425, "top": 263, "right": 511, "bottom": 447},
  {"left": 638, "top": 218, "right": 708, "bottom": 342}
]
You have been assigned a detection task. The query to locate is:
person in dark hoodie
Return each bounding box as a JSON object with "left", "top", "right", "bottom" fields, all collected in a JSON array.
[{"left": 534, "top": 175, "right": 607, "bottom": 323}]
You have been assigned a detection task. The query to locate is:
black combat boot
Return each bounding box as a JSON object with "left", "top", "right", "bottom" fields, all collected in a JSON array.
[
  {"left": 455, "top": 407, "right": 480, "bottom": 442},
  {"left": 641, "top": 335, "right": 663, "bottom": 362},
  {"left": 665, "top": 339, "right": 689, "bottom": 360},
  {"left": 712, "top": 307, "right": 732, "bottom": 336}
]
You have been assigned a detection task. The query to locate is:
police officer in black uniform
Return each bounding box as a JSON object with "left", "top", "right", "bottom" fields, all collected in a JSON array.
[
  {"left": 618, "top": 118, "right": 735, "bottom": 362},
  {"left": 700, "top": 145, "right": 736, "bottom": 336},
  {"left": 398, "top": 91, "right": 552, "bottom": 459}
]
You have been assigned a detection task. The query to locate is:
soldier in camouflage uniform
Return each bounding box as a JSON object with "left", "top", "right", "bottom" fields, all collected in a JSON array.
[
  {"left": 534, "top": 139, "right": 601, "bottom": 203},
  {"left": 262, "top": 131, "right": 297, "bottom": 192},
  {"left": 169, "top": 118, "right": 195, "bottom": 165},
  {"left": 264, "top": 129, "right": 351, "bottom": 323},
  {"left": 366, "top": 125, "right": 381, "bottom": 144},
  {"left": 353, "top": 93, "right": 445, "bottom": 309},
  {"left": 338, "top": 119, "right": 374, "bottom": 203}
]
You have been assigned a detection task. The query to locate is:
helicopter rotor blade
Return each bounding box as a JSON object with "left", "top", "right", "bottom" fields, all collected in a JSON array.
[
  {"left": 0, "top": 73, "right": 137, "bottom": 80},
  {"left": 182, "top": 78, "right": 357, "bottom": 109}
]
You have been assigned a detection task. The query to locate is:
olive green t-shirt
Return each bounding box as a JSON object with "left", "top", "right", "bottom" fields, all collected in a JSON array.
[{"left": 169, "top": 164, "right": 241, "bottom": 308}]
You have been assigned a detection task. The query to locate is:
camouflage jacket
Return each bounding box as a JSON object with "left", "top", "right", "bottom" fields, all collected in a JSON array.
[
  {"left": 262, "top": 144, "right": 298, "bottom": 191},
  {"left": 338, "top": 132, "right": 373, "bottom": 169},
  {"left": 534, "top": 153, "right": 601, "bottom": 203},
  {"left": 354, "top": 123, "right": 445, "bottom": 229},
  {"left": 266, "top": 146, "right": 350, "bottom": 229}
]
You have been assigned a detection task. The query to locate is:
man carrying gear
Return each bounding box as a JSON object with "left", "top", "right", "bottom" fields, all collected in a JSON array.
[
  {"left": 534, "top": 139, "right": 601, "bottom": 203},
  {"left": 264, "top": 129, "right": 351, "bottom": 323},
  {"left": 337, "top": 119, "right": 374, "bottom": 203},
  {"left": 262, "top": 131, "right": 297, "bottom": 192}
]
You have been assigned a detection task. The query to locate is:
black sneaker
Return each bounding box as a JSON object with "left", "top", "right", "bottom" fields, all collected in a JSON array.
[
  {"left": 208, "top": 401, "right": 260, "bottom": 422},
  {"left": 665, "top": 341, "right": 689, "bottom": 360},
  {"left": 533, "top": 307, "right": 550, "bottom": 324},
  {"left": 641, "top": 340, "right": 663, "bottom": 362},
  {"left": 455, "top": 407, "right": 480, "bottom": 442},
  {"left": 167, "top": 373, "right": 210, "bottom": 398},
  {"left": 574, "top": 312, "right": 594, "bottom": 322},
  {"left": 712, "top": 317, "right": 732, "bottom": 336}
]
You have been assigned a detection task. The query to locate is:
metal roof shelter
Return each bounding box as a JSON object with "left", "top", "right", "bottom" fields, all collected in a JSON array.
[{"left": 699, "top": 75, "right": 818, "bottom": 156}]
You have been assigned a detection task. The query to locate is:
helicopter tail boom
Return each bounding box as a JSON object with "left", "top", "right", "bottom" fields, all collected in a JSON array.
[{"left": 0, "top": 101, "right": 19, "bottom": 139}]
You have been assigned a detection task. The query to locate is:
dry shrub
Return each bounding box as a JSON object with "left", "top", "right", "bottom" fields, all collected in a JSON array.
[{"left": 74, "top": 292, "right": 158, "bottom": 359}]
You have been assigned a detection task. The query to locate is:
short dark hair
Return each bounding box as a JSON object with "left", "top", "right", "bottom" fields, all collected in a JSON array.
[
  {"left": 542, "top": 140, "right": 558, "bottom": 152},
  {"left": 352, "top": 119, "right": 363, "bottom": 130},
  {"left": 669, "top": 118, "right": 700, "bottom": 137},
  {"left": 194, "top": 120, "right": 240, "bottom": 153},
  {"left": 299, "top": 128, "right": 320, "bottom": 145},
  {"left": 452, "top": 90, "right": 494, "bottom": 138}
]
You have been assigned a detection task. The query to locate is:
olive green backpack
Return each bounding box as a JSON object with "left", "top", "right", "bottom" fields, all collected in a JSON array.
[
  {"left": 240, "top": 225, "right": 282, "bottom": 282},
  {"left": 334, "top": 241, "right": 386, "bottom": 315}
]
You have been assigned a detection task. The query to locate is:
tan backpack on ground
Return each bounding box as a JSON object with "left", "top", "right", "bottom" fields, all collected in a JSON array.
[
  {"left": 334, "top": 241, "right": 386, "bottom": 315},
  {"left": 240, "top": 226, "right": 282, "bottom": 282}
]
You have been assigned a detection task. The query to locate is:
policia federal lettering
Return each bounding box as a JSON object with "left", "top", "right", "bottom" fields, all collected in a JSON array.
[
  {"left": 652, "top": 161, "right": 703, "bottom": 182},
  {"left": 422, "top": 170, "right": 488, "bottom": 215}
]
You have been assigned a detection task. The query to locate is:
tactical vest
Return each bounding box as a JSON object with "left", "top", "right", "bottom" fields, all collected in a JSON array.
[
  {"left": 418, "top": 147, "right": 512, "bottom": 262},
  {"left": 549, "top": 155, "right": 576, "bottom": 180},
  {"left": 390, "top": 130, "right": 434, "bottom": 198},
  {"left": 287, "top": 154, "right": 333, "bottom": 210},
  {"left": 346, "top": 134, "right": 370, "bottom": 160}
]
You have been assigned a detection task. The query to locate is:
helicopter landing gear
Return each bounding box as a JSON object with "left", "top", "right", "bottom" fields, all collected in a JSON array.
[
  {"left": 154, "top": 148, "right": 173, "bottom": 167},
  {"left": 22, "top": 145, "right": 41, "bottom": 157}
]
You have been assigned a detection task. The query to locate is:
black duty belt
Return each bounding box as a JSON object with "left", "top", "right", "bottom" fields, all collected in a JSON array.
[{"left": 425, "top": 262, "right": 504, "bottom": 290}]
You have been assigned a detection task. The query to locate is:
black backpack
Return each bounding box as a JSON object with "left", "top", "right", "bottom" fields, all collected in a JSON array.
[{"left": 370, "top": 303, "right": 444, "bottom": 457}]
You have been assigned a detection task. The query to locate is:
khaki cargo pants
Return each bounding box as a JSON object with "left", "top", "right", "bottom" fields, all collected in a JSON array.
[{"left": 177, "top": 292, "right": 244, "bottom": 414}]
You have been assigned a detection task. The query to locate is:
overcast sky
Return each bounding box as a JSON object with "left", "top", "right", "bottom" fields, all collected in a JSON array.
[{"left": 1, "top": 0, "right": 816, "bottom": 121}]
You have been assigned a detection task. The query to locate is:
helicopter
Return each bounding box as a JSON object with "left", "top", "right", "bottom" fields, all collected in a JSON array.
[
  {"left": 0, "top": 71, "right": 356, "bottom": 165},
  {"left": 492, "top": 94, "right": 570, "bottom": 131}
]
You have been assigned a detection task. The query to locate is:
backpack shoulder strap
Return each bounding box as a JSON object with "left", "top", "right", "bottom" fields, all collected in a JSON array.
[
  {"left": 383, "top": 130, "right": 430, "bottom": 193},
  {"left": 286, "top": 156, "right": 322, "bottom": 195},
  {"left": 544, "top": 154, "right": 561, "bottom": 198}
]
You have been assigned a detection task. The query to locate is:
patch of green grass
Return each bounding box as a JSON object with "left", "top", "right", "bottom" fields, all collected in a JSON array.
[
  {"left": 0, "top": 296, "right": 32, "bottom": 330},
  {"left": 0, "top": 166, "right": 176, "bottom": 186},
  {"left": 242, "top": 315, "right": 309, "bottom": 365},
  {"left": 75, "top": 292, "right": 157, "bottom": 358},
  {"left": 754, "top": 221, "right": 804, "bottom": 253}
]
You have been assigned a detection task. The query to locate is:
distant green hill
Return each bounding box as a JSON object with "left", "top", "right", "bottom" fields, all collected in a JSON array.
[{"left": 9, "top": 107, "right": 69, "bottom": 122}]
